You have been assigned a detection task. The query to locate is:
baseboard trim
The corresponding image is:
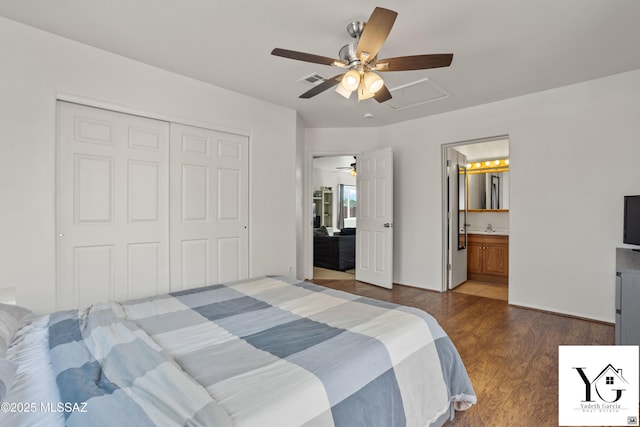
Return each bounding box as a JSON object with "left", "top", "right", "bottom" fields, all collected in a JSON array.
[{"left": 509, "top": 303, "right": 614, "bottom": 326}]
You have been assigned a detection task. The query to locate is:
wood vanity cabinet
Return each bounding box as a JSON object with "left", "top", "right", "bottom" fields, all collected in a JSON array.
[{"left": 467, "top": 234, "right": 509, "bottom": 284}]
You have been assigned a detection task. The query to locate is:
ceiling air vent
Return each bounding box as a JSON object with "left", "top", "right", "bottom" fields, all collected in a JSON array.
[
  {"left": 385, "top": 78, "right": 448, "bottom": 110},
  {"left": 298, "top": 73, "right": 326, "bottom": 85}
]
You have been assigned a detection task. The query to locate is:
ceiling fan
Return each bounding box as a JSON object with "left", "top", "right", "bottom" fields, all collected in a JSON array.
[
  {"left": 336, "top": 156, "right": 357, "bottom": 176},
  {"left": 271, "top": 7, "right": 453, "bottom": 103}
]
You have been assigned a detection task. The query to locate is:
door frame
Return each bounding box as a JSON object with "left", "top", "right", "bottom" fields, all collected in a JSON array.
[
  {"left": 445, "top": 147, "right": 468, "bottom": 289},
  {"left": 304, "top": 150, "right": 356, "bottom": 280},
  {"left": 440, "top": 135, "right": 509, "bottom": 292}
]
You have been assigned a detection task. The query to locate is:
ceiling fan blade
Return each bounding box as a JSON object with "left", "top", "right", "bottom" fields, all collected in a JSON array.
[
  {"left": 356, "top": 7, "right": 398, "bottom": 62},
  {"left": 374, "top": 85, "right": 392, "bottom": 103},
  {"left": 299, "top": 74, "right": 345, "bottom": 99},
  {"left": 373, "top": 54, "right": 454, "bottom": 71},
  {"left": 271, "top": 48, "right": 346, "bottom": 67}
]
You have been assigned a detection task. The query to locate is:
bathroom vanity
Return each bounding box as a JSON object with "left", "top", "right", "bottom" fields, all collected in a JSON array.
[{"left": 467, "top": 233, "right": 509, "bottom": 284}]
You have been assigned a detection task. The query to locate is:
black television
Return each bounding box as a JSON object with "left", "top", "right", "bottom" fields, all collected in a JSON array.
[{"left": 623, "top": 195, "right": 640, "bottom": 245}]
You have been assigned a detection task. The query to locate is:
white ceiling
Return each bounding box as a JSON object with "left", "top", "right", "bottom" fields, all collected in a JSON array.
[
  {"left": 314, "top": 155, "right": 356, "bottom": 172},
  {"left": 2, "top": 0, "right": 639, "bottom": 128},
  {"left": 455, "top": 138, "right": 509, "bottom": 161}
]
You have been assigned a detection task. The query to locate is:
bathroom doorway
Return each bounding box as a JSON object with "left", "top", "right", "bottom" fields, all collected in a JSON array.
[{"left": 442, "top": 136, "right": 510, "bottom": 299}]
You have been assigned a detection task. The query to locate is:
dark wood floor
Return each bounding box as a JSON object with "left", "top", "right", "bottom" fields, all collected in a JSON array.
[{"left": 309, "top": 278, "right": 615, "bottom": 427}]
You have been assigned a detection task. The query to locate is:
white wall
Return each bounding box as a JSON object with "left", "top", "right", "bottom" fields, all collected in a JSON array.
[
  {"left": 306, "top": 69, "right": 640, "bottom": 323},
  {"left": 0, "top": 17, "right": 298, "bottom": 313}
]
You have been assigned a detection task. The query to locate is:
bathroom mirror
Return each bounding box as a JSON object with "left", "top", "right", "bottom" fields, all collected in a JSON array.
[
  {"left": 468, "top": 171, "right": 509, "bottom": 211},
  {"left": 458, "top": 164, "right": 467, "bottom": 250}
]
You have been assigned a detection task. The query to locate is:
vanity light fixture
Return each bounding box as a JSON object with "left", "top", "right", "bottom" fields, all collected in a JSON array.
[{"left": 465, "top": 158, "right": 509, "bottom": 172}]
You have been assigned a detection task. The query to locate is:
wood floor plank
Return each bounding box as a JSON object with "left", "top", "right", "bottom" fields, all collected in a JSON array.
[{"left": 309, "top": 278, "right": 615, "bottom": 427}]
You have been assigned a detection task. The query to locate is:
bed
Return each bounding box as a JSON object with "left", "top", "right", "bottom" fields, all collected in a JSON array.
[{"left": 0, "top": 276, "right": 476, "bottom": 426}]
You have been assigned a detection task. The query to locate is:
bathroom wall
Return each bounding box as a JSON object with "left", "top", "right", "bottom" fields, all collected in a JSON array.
[{"left": 466, "top": 211, "right": 509, "bottom": 233}]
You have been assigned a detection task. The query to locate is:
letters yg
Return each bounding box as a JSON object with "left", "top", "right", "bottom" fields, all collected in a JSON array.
[{"left": 573, "top": 367, "right": 623, "bottom": 403}]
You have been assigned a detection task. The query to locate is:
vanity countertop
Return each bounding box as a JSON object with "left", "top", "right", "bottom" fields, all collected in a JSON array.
[{"left": 466, "top": 229, "right": 509, "bottom": 236}]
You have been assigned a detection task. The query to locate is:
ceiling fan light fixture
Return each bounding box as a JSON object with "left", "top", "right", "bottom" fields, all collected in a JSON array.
[
  {"left": 335, "top": 83, "right": 353, "bottom": 99},
  {"left": 341, "top": 69, "right": 361, "bottom": 91},
  {"left": 357, "top": 84, "right": 375, "bottom": 101},
  {"left": 363, "top": 71, "right": 384, "bottom": 93},
  {"left": 358, "top": 85, "right": 374, "bottom": 101}
]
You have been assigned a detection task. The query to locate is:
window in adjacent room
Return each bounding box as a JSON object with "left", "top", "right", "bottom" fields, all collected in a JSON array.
[{"left": 342, "top": 185, "right": 357, "bottom": 228}]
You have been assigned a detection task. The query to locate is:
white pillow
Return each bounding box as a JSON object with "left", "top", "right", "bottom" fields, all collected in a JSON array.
[{"left": 0, "top": 303, "right": 32, "bottom": 357}]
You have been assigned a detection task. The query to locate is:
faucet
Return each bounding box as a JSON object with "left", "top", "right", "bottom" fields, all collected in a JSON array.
[{"left": 486, "top": 223, "right": 493, "bottom": 232}]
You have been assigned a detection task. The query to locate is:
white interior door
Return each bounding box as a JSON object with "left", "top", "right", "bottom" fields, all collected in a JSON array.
[
  {"left": 170, "top": 124, "right": 249, "bottom": 291},
  {"left": 56, "top": 101, "right": 170, "bottom": 309},
  {"left": 57, "top": 103, "right": 250, "bottom": 309},
  {"left": 355, "top": 147, "right": 393, "bottom": 289},
  {"left": 447, "top": 148, "right": 468, "bottom": 289}
]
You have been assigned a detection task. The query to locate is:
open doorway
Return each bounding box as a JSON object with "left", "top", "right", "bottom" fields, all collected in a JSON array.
[
  {"left": 442, "top": 136, "right": 510, "bottom": 300},
  {"left": 311, "top": 155, "right": 357, "bottom": 280}
]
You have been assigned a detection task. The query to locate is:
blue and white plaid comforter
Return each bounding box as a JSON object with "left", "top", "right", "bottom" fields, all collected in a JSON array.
[{"left": 49, "top": 276, "right": 476, "bottom": 426}]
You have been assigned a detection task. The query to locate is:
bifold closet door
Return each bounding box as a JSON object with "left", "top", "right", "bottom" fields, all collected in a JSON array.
[
  {"left": 56, "top": 101, "right": 170, "bottom": 309},
  {"left": 169, "top": 124, "right": 249, "bottom": 291}
]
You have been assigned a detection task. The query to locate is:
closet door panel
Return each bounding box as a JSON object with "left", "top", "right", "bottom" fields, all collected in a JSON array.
[
  {"left": 56, "top": 101, "right": 170, "bottom": 309},
  {"left": 170, "top": 124, "right": 248, "bottom": 291},
  {"left": 213, "top": 132, "right": 249, "bottom": 284},
  {"left": 74, "top": 154, "right": 114, "bottom": 223},
  {"left": 127, "top": 242, "right": 161, "bottom": 299},
  {"left": 181, "top": 239, "right": 210, "bottom": 288},
  {"left": 57, "top": 102, "right": 249, "bottom": 307},
  {"left": 74, "top": 245, "right": 114, "bottom": 308},
  {"left": 218, "top": 168, "right": 241, "bottom": 220},
  {"left": 218, "top": 237, "right": 241, "bottom": 283},
  {"left": 182, "top": 164, "right": 209, "bottom": 221},
  {"left": 128, "top": 160, "right": 161, "bottom": 222}
]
